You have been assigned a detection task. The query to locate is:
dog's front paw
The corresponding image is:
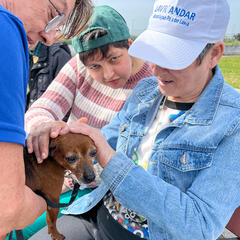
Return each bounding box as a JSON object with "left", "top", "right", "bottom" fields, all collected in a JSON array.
[{"left": 50, "top": 231, "right": 65, "bottom": 240}]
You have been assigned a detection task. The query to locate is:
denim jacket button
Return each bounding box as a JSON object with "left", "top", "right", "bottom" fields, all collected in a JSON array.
[
  {"left": 120, "top": 123, "right": 127, "bottom": 132},
  {"left": 180, "top": 152, "right": 186, "bottom": 165}
]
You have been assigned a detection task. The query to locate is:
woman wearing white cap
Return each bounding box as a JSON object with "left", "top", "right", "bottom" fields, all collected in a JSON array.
[{"left": 31, "top": 0, "right": 240, "bottom": 240}]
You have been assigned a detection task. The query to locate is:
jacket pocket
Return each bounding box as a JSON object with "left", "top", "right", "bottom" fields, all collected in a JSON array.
[{"left": 159, "top": 148, "right": 213, "bottom": 172}]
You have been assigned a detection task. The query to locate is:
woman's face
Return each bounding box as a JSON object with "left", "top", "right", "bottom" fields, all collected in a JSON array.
[
  {"left": 85, "top": 46, "right": 133, "bottom": 89},
  {"left": 151, "top": 53, "right": 214, "bottom": 103},
  {"left": 15, "top": 0, "right": 75, "bottom": 45}
]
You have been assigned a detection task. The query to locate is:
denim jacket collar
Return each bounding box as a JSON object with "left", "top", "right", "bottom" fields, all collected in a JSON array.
[{"left": 135, "top": 65, "right": 224, "bottom": 127}]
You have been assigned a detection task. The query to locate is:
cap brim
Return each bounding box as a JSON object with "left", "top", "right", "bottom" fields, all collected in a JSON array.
[{"left": 129, "top": 29, "right": 207, "bottom": 70}]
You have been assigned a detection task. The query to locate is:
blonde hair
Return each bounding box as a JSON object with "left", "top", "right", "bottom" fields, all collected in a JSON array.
[{"left": 60, "top": 0, "right": 93, "bottom": 39}]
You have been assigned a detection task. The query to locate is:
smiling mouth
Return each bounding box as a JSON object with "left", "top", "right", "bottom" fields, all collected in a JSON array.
[{"left": 159, "top": 79, "right": 174, "bottom": 85}]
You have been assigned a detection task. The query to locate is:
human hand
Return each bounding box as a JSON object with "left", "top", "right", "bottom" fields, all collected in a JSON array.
[
  {"left": 77, "top": 117, "right": 88, "bottom": 124},
  {"left": 62, "top": 175, "right": 74, "bottom": 193},
  {"left": 69, "top": 121, "right": 116, "bottom": 168},
  {"left": 26, "top": 121, "right": 69, "bottom": 163}
]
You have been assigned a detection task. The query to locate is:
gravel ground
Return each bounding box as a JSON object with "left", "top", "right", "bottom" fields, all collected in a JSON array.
[{"left": 218, "top": 229, "right": 239, "bottom": 239}]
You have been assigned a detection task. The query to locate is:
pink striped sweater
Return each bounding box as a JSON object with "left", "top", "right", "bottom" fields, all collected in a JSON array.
[{"left": 25, "top": 54, "right": 152, "bottom": 132}]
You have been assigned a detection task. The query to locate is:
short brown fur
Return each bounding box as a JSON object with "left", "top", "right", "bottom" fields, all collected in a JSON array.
[{"left": 24, "top": 133, "right": 96, "bottom": 240}]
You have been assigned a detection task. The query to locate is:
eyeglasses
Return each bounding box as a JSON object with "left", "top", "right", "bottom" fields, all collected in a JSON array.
[{"left": 45, "top": 0, "right": 65, "bottom": 33}]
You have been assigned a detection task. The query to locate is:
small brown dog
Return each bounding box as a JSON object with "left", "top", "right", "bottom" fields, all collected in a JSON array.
[{"left": 24, "top": 133, "right": 97, "bottom": 240}]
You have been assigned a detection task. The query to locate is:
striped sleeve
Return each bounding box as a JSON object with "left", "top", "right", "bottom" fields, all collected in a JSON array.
[{"left": 25, "top": 55, "right": 83, "bottom": 132}]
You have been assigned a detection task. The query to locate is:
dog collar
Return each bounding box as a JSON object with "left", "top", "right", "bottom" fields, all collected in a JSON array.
[{"left": 35, "top": 182, "right": 80, "bottom": 209}]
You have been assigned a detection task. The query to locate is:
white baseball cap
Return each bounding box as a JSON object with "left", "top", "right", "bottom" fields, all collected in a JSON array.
[{"left": 129, "top": 0, "right": 230, "bottom": 70}]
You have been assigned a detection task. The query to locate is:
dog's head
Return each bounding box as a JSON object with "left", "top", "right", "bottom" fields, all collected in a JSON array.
[{"left": 49, "top": 133, "right": 97, "bottom": 184}]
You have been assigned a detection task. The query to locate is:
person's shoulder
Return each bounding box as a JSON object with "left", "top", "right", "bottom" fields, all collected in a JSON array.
[
  {"left": 212, "top": 66, "right": 240, "bottom": 110},
  {"left": 49, "top": 41, "right": 71, "bottom": 56},
  {"left": 60, "top": 54, "right": 88, "bottom": 79},
  {"left": 0, "top": 5, "right": 18, "bottom": 20},
  {"left": 134, "top": 76, "right": 158, "bottom": 91},
  {"left": 127, "top": 76, "right": 159, "bottom": 103},
  {"left": 0, "top": 6, "right": 25, "bottom": 35},
  {"left": 221, "top": 83, "right": 240, "bottom": 110},
  {"left": 0, "top": 6, "right": 28, "bottom": 59}
]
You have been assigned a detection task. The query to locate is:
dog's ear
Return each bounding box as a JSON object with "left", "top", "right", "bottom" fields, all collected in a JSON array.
[{"left": 49, "top": 138, "right": 57, "bottom": 157}]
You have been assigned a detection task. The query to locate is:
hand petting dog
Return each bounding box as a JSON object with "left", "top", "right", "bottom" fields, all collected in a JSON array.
[
  {"left": 25, "top": 118, "right": 113, "bottom": 239},
  {"left": 27, "top": 120, "right": 69, "bottom": 163},
  {"left": 69, "top": 121, "right": 116, "bottom": 168}
]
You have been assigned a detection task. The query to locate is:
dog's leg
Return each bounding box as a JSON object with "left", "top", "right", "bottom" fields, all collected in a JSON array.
[
  {"left": 43, "top": 173, "right": 65, "bottom": 240},
  {"left": 46, "top": 207, "right": 65, "bottom": 240}
]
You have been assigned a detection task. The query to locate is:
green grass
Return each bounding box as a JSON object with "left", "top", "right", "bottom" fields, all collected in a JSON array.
[
  {"left": 60, "top": 39, "right": 72, "bottom": 45},
  {"left": 219, "top": 55, "right": 240, "bottom": 89},
  {"left": 224, "top": 39, "right": 240, "bottom": 45}
]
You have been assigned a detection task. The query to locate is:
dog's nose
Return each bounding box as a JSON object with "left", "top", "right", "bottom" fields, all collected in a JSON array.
[{"left": 83, "top": 165, "right": 95, "bottom": 183}]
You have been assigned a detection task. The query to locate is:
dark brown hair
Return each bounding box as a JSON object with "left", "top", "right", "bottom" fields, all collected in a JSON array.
[
  {"left": 197, "top": 43, "right": 215, "bottom": 65},
  {"left": 79, "top": 29, "right": 130, "bottom": 65}
]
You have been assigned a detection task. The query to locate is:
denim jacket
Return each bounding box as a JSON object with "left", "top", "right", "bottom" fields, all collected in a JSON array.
[{"left": 63, "top": 66, "right": 240, "bottom": 240}]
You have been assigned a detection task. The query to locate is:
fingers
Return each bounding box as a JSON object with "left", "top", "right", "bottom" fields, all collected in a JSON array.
[
  {"left": 69, "top": 121, "right": 89, "bottom": 135},
  {"left": 26, "top": 134, "right": 33, "bottom": 154},
  {"left": 27, "top": 121, "right": 69, "bottom": 163},
  {"left": 69, "top": 121, "right": 105, "bottom": 144},
  {"left": 77, "top": 117, "right": 88, "bottom": 124},
  {"left": 69, "top": 121, "right": 116, "bottom": 168},
  {"left": 58, "top": 123, "right": 70, "bottom": 135},
  {"left": 62, "top": 177, "right": 74, "bottom": 193}
]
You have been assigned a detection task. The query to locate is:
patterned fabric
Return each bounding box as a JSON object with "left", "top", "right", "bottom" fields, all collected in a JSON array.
[
  {"left": 25, "top": 54, "right": 152, "bottom": 132},
  {"left": 103, "top": 98, "right": 193, "bottom": 239},
  {"left": 103, "top": 192, "right": 149, "bottom": 239}
]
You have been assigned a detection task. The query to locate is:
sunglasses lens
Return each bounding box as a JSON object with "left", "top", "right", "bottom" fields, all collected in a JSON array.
[{"left": 45, "top": 14, "right": 65, "bottom": 33}]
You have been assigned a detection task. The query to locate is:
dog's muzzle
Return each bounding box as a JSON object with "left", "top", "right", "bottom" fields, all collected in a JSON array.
[{"left": 83, "top": 165, "right": 96, "bottom": 184}]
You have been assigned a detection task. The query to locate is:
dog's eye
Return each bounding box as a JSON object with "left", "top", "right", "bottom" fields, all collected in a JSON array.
[
  {"left": 89, "top": 149, "right": 97, "bottom": 158},
  {"left": 65, "top": 156, "right": 77, "bottom": 163}
]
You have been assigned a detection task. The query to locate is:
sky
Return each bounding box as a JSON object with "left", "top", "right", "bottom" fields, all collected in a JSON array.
[{"left": 93, "top": 0, "right": 240, "bottom": 37}]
